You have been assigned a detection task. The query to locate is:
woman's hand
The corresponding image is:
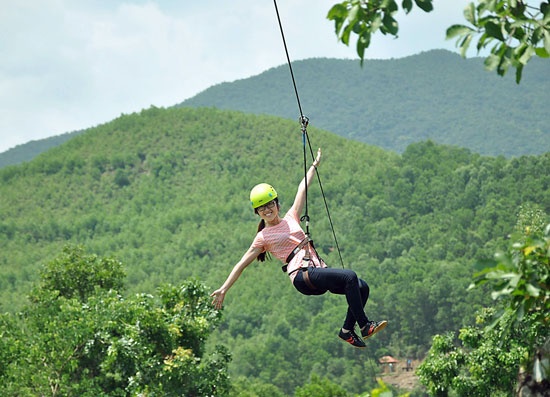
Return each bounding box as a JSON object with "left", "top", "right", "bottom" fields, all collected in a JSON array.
[
  {"left": 313, "top": 148, "right": 321, "bottom": 168},
  {"left": 210, "top": 288, "right": 226, "bottom": 310}
]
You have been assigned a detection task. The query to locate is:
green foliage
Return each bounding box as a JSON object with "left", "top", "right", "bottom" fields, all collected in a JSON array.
[
  {"left": 0, "top": 247, "right": 230, "bottom": 396},
  {"left": 0, "top": 107, "right": 549, "bottom": 395},
  {"left": 3, "top": 53, "right": 548, "bottom": 170},
  {"left": 365, "top": 379, "right": 410, "bottom": 397},
  {"left": 328, "top": 0, "right": 432, "bottom": 64},
  {"left": 294, "top": 374, "right": 349, "bottom": 397},
  {"left": 229, "top": 377, "right": 286, "bottom": 397},
  {"left": 32, "top": 245, "right": 126, "bottom": 301},
  {"left": 417, "top": 223, "right": 550, "bottom": 395},
  {"left": 447, "top": 0, "right": 550, "bottom": 83},
  {"left": 417, "top": 309, "right": 529, "bottom": 396},
  {"left": 0, "top": 129, "right": 84, "bottom": 168},
  {"left": 328, "top": 0, "right": 549, "bottom": 82},
  {"left": 471, "top": 223, "right": 550, "bottom": 390}
]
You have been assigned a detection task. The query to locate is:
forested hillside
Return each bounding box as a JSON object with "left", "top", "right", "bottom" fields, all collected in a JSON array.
[
  {"left": 0, "top": 129, "right": 84, "bottom": 168},
  {"left": 2, "top": 50, "right": 548, "bottom": 169},
  {"left": 0, "top": 107, "right": 549, "bottom": 395},
  {"left": 179, "top": 49, "right": 549, "bottom": 157}
]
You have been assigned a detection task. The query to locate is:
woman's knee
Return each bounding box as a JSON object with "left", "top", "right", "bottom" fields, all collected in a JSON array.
[
  {"left": 359, "top": 279, "right": 370, "bottom": 298},
  {"left": 344, "top": 269, "right": 359, "bottom": 286}
]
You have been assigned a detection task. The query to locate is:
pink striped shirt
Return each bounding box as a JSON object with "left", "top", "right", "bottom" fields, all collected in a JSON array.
[{"left": 251, "top": 207, "right": 325, "bottom": 283}]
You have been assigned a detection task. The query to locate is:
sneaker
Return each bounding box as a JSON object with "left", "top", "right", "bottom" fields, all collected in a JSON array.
[
  {"left": 361, "top": 320, "right": 388, "bottom": 339},
  {"left": 338, "top": 329, "right": 366, "bottom": 348}
]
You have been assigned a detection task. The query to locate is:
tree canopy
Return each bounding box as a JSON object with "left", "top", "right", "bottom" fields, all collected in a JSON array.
[
  {"left": 0, "top": 246, "right": 230, "bottom": 396},
  {"left": 418, "top": 220, "right": 550, "bottom": 395}
]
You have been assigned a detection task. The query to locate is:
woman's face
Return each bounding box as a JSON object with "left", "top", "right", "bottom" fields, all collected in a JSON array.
[{"left": 256, "top": 200, "right": 279, "bottom": 222}]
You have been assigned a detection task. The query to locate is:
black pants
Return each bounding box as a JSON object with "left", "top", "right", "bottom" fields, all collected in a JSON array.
[{"left": 293, "top": 267, "right": 370, "bottom": 330}]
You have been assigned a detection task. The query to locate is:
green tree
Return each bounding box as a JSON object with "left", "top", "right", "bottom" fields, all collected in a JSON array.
[
  {"left": 0, "top": 246, "right": 231, "bottom": 396},
  {"left": 327, "top": 0, "right": 550, "bottom": 82},
  {"left": 294, "top": 374, "right": 349, "bottom": 397},
  {"left": 417, "top": 222, "right": 550, "bottom": 395},
  {"left": 33, "top": 245, "right": 126, "bottom": 301}
]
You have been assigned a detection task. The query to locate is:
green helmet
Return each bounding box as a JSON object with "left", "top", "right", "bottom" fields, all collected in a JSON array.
[{"left": 250, "top": 183, "right": 278, "bottom": 209}]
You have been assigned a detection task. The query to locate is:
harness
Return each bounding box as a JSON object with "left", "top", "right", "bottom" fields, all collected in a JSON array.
[
  {"left": 282, "top": 236, "right": 312, "bottom": 273},
  {"left": 283, "top": 236, "right": 320, "bottom": 291}
]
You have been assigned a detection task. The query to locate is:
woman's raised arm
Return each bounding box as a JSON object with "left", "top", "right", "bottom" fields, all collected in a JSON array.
[{"left": 291, "top": 148, "right": 322, "bottom": 216}]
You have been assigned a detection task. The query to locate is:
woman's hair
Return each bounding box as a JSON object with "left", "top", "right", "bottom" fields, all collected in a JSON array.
[{"left": 255, "top": 198, "right": 279, "bottom": 262}]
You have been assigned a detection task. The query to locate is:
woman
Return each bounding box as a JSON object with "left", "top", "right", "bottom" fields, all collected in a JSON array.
[{"left": 211, "top": 148, "right": 387, "bottom": 347}]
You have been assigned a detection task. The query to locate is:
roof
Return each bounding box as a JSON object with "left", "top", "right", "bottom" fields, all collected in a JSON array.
[{"left": 379, "top": 355, "right": 399, "bottom": 364}]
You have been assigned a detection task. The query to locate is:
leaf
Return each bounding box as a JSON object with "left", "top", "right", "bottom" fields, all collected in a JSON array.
[
  {"left": 515, "top": 63, "right": 523, "bottom": 84},
  {"left": 491, "top": 286, "right": 514, "bottom": 299},
  {"left": 327, "top": 4, "right": 348, "bottom": 35},
  {"left": 459, "top": 33, "right": 473, "bottom": 57},
  {"left": 386, "top": 0, "right": 399, "bottom": 13},
  {"left": 356, "top": 31, "right": 371, "bottom": 63},
  {"left": 327, "top": 3, "right": 348, "bottom": 20},
  {"left": 525, "top": 283, "right": 540, "bottom": 297},
  {"left": 382, "top": 13, "right": 399, "bottom": 35},
  {"left": 517, "top": 44, "right": 534, "bottom": 65},
  {"left": 533, "top": 356, "right": 544, "bottom": 382},
  {"left": 485, "top": 20, "right": 505, "bottom": 41},
  {"left": 341, "top": 23, "right": 354, "bottom": 45},
  {"left": 348, "top": 3, "right": 361, "bottom": 22},
  {"left": 484, "top": 53, "right": 501, "bottom": 71},
  {"left": 371, "top": 13, "right": 383, "bottom": 32},
  {"left": 464, "top": 2, "right": 477, "bottom": 25},
  {"left": 484, "top": 270, "right": 520, "bottom": 283},
  {"left": 446, "top": 24, "right": 475, "bottom": 39},
  {"left": 414, "top": 0, "right": 434, "bottom": 12},
  {"left": 402, "top": 0, "right": 413, "bottom": 13},
  {"left": 524, "top": 245, "right": 537, "bottom": 256}
]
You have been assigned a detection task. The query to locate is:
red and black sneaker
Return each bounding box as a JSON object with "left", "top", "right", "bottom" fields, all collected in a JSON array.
[
  {"left": 361, "top": 320, "right": 388, "bottom": 339},
  {"left": 338, "top": 329, "right": 366, "bottom": 348}
]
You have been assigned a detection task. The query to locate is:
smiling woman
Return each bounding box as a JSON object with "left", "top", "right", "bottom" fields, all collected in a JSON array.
[{"left": 210, "top": 148, "right": 387, "bottom": 348}]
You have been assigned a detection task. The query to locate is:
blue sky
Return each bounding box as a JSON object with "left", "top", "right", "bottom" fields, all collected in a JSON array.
[{"left": 0, "top": 0, "right": 472, "bottom": 153}]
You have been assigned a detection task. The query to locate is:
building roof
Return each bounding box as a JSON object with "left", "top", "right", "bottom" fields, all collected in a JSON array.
[{"left": 379, "top": 355, "right": 399, "bottom": 364}]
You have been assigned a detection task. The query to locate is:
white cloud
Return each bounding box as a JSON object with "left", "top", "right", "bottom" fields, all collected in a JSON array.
[{"left": 0, "top": 0, "right": 472, "bottom": 153}]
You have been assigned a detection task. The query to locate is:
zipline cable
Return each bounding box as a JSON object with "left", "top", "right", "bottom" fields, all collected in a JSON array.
[{"left": 273, "top": 0, "right": 345, "bottom": 269}]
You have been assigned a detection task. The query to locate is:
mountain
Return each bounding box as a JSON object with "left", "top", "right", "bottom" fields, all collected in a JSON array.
[
  {"left": 0, "top": 130, "right": 84, "bottom": 168},
  {"left": 179, "top": 49, "right": 549, "bottom": 157},
  {"left": 1, "top": 50, "right": 547, "bottom": 169},
  {"left": 1, "top": 106, "right": 549, "bottom": 394}
]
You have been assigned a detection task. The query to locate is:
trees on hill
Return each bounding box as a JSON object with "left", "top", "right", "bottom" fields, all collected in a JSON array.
[
  {"left": 418, "top": 217, "right": 550, "bottom": 395},
  {"left": 0, "top": 107, "right": 548, "bottom": 395},
  {"left": 0, "top": 246, "right": 230, "bottom": 396}
]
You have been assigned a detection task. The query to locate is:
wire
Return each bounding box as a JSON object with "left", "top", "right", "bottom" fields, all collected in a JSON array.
[
  {"left": 273, "top": 0, "right": 305, "bottom": 119},
  {"left": 273, "top": 0, "right": 345, "bottom": 269}
]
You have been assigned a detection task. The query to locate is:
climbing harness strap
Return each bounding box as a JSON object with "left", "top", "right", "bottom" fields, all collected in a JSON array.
[
  {"left": 282, "top": 236, "right": 312, "bottom": 273},
  {"left": 302, "top": 268, "right": 317, "bottom": 290}
]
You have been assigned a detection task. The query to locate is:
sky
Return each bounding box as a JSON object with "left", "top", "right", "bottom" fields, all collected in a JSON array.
[{"left": 0, "top": 0, "right": 473, "bottom": 153}]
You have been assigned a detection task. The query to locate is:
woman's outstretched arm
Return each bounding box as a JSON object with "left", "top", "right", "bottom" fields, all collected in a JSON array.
[
  {"left": 211, "top": 245, "right": 263, "bottom": 309},
  {"left": 291, "top": 148, "right": 322, "bottom": 216}
]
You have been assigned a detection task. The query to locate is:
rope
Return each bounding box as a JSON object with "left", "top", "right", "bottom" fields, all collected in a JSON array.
[
  {"left": 273, "top": 0, "right": 305, "bottom": 119},
  {"left": 273, "top": 0, "right": 345, "bottom": 269}
]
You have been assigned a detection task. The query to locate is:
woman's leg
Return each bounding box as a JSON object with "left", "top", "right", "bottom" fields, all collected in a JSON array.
[
  {"left": 341, "top": 278, "right": 370, "bottom": 330},
  {"left": 306, "top": 267, "right": 370, "bottom": 330}
]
